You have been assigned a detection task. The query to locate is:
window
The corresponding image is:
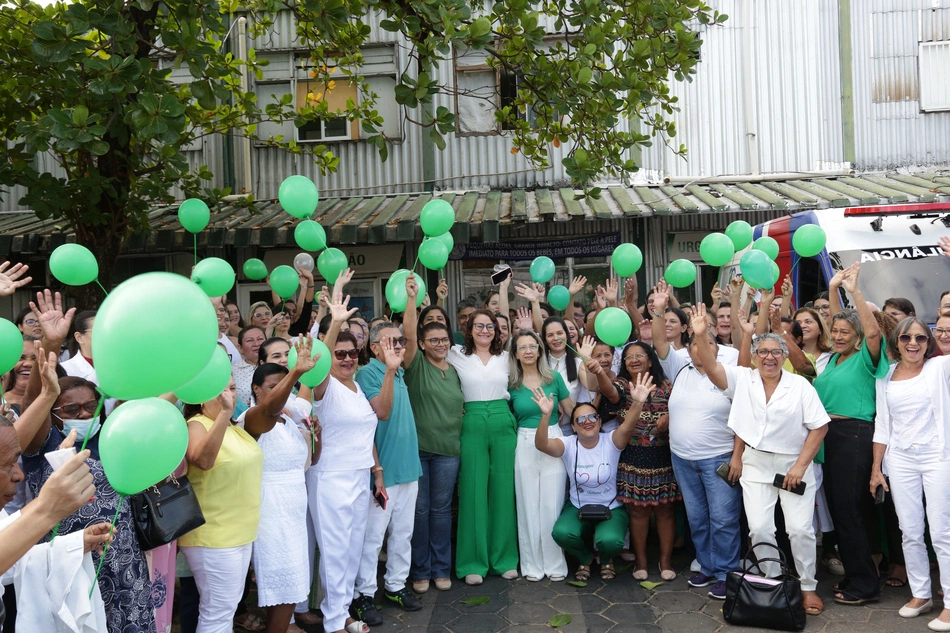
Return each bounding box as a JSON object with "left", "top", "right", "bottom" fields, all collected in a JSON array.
[
  {"left": 295, "top": 79, "right": 359, "bottom": 142},
  {"left": 455, "top": 45, "right": 534, "bottom": 136},
  {"left": 919, "top": 41, "right": 950, "bottom": 112}
]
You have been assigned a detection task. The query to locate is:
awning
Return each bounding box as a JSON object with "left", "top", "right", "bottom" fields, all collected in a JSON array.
[{"left": 1, "top": 170, "right": 948, "bottom": 254}]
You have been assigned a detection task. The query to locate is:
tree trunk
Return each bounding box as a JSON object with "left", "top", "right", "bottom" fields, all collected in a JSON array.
[{"left": 72, "top": 223, "right": 125, "bottom": 310}]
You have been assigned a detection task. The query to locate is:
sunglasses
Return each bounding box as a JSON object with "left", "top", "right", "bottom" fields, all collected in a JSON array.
[
  {"left": 333, "top": 349, "right": 360, "bottom": 360},
  {"left": 573, "top": 413, "right": 600, "bottom": 425},
  {"left": 53, "top": 400, "right": 100, "bottom": 417},
  {"left": 898, "top": 334, "right": 929, "bottom": 346},
  {"left": 377, "top": 337, "right": 408, "bottom": 348}
]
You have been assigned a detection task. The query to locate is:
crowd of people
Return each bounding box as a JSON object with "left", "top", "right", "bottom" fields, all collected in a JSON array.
[{"left": 2, "top": 237, "right": 950, "bottom": 633}]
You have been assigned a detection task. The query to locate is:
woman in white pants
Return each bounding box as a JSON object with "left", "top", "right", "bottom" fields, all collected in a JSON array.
[
  {"left": 180, "top": 378, "right": 263, "bottom": 633},
  {"left": 871, "top": 318, "right": 950, "bottom": 631},
  {"left": 693, "top": 306, "right": 829, "bottom": 618},
  {"left": 508, "top": 331, "right": 573, "bottom": 582},
  {"left": 310, "top": 289, "right": 376, "bottom": 633}
]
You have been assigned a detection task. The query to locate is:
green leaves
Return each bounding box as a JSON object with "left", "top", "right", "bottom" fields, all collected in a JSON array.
[
  {"left": 460, "top": 596, "right": 491, "bottom": 605},
  {"left": 639, "top": 580, "right": 664, "bottom": 590},
  {"left": 549, "top": 615, "right": 572, "bottom": 627},
  {"left": 566, "top": 580, "right": 587, "bottom": 587}
]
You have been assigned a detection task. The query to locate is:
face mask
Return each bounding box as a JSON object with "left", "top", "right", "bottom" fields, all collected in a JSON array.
[{"left": 55, "top": 416, "right": 101, "bottom": 442}]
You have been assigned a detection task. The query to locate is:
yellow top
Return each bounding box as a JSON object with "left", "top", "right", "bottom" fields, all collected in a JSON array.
[{"left": 178, "top": 414, "right": 263, "bottom": 548}]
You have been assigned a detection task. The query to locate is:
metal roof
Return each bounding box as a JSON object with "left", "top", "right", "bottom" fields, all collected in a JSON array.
[{"left": 1, "top": 170, "right": 949, "bottom": 254}]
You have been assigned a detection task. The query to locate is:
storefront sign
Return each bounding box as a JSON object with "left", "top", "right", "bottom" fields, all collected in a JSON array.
[
  {"left": 667, "top": 232, "right": 708, "bottom": 263},
  {"left": 454, "top": 233, "right": 622, "bottom": 261},
  {"left": 263, "top": 244, "right": 404, "bottom": 276}
]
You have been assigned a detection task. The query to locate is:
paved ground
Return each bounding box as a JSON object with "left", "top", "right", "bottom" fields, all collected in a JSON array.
[{"left": 291, "top": 550, "right": 941, "bottom": 633}]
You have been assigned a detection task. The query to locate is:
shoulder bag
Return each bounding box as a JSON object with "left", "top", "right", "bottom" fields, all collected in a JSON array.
[
  {"left": 573, "top": 437, "right": 611, "bottom": 522},
  {"left": 723, "top": 542, "right": 805, "bottom": 631},
  {"left": 130, "top": 474, "right": 205, "bottom": 551}
]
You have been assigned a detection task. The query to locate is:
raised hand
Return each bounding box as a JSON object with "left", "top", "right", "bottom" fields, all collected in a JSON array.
[
  {"left": 652, "top": 288, "right": 669, "bottom": 313},
  {"left": 83, "top": 522, "right": 115, "bottom": 555},
  {"left": 329, "top": 289, "right": 357, "bottom": 323},
  {"left": 828, "top": 265, "right": 849, "bottom": 290},
  {"left": 298, "top": 266, "right": 314, "bottom": 286},
  {"left": 530, "top": 386, "right": 555, "bottom": 416},
  {"left": 760, "top": 286, "right": 775, "bottom": 308},
  {"left": 30, "top": 290, "right": 76, "bottom": 343},
  {"left": 380, "top": 335, "right": 404, "bottom": 371},
  {"left": 710, "top": 282, "right": 722, "bottom": 304},
  {"left": 0, "top": 261, "right": 31, "bottom": 297},
  {"left": 624, "top": 275, "right": 638, "bottom": 304},
  {"left": 656, "top": 278, "right": 671, "bottom": 296},
  {"left": 217, "top": 386, "right": 235, "bottom": 414},
  {"left": 689, "top": 303, "right": 708, "bottom": 336},
  {"left": 515, "top": 282, "right": 540, "bottom": 303},
  {"left": 578, "top": 335, "right": 596, "bottom": 360},
  {"left": 768, "top": 305, "right": 783, "bottom": 334},
  {"left": 721, "top": 282, "right": 733, "bottom": 301},
  {"left": 406, "top": 274, "right": 418, "bottom": 301},
  {"left": 628, "top": 371, "right": 655, "bottom": 404},
  {"left": 568, "top": 275, "right": 587, "bottom": 295},
  {"left": 737, "top": 309, "right": 756, "bottom": 337},
  {"left": 420, "top": 293, "right": 431, "bottom": 308},
  {"left": 334, "top": 268, "right": 355, "bottom": 290},
  {"left": 605, "top": 278, "right": 619, "bottom": 306},
  {"left": 58, "top": 429, "right": 78, "bottom": 451},
  {"left": 532, "top": 282, "right": 547, "bottom": 303},
  {"left": 436, "top": 279, "right": 448, "bottom": 301},
  {"left": 515, "top": 306, "right": 533, "bottom": 331},
  {"left": 729, "top": 274, "right": 745, "bottom": 296},
  {"left": 781, "top": 274, "right": 793, "bottom": 298},
  {"left": 36, "top": 346, "right": 61, "bottom": 400},
  {"left": 293, "top": 336, "right": 318, "bottom": 374},
  {"left": 940, "top": 237, "right": 950, "bottom": 258},
  {"left": 317, "top": 286, "right": 330, "bottom": 308},
  {"left": 841, "top": 263, "right": 861, "bottom": 294},
  {"left": 594, "top": 285, "right": 607, "bottom": 310}
]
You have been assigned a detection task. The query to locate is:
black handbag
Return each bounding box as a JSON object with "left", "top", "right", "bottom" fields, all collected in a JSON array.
[
  {"left": 130, "top": 474, "right": 205, "bottom": 551},
  {"left": 723, "top": 542, "right": 806, "bottom": 632},
  {"left": 573, "top": 438, "right": 612, "bottom": 522}
]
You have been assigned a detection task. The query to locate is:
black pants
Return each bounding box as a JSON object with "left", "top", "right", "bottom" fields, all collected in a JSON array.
[
  {"left": 178, "top": 576, "right": 200, "bottom": 633},
  {"left": 824, "top": 418, "right": 879, "bottom": 598}
]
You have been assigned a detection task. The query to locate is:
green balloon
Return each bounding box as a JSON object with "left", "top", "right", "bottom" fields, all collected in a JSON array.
[
  {"left": 99, "top": 398, "right": 189, "bottom": 496},
  {"left": 269, "top": 265, "right": 299, "bottom": 300},
  {"left": 418, "top": 239, "right": 449, "bottom": 270},
  {"left": 191, "top": 257, "right": 235, "bottom": 297},
  {"left": 294, "top": 220, "right": 327, "bottom": 252},
  {"left": 243, "top": 258, "right": 268, "bottom": 281},
  {"left": 385, "top": 270, "right": 426, "bottom": 312},
  {"left": 594, "top": 307, "right": 633, "bottom": 347},
  {"left": 753, "top": 236, "right": 780, "bottom": 261},
  {"left": 548, "top": 285, "right": 571, "bottom": 311},
  {"left": 792, "top": 225, "right": 827, "bottom": 258},
  {"left": 665, "top": 259, "right": 697, "bottom": 288},
  {"left": 420, "top": 199, "right": 455, "bottom": 237},
  {"left": 174, "top": 346, "right": 232, "bottom": 404},
  {"left": 279, "top": 175, "right": 319, "bottom": 219},
  {"left": 725, "top": 221, "right": 754, "bottom": 251},
  {"left": 178, "top": 198, "right": 211, "bottom": 233},
  {"left": 0, "top": 319, "right": 24, "bottom": 375},
  {"left": 49, "top": 244, "right": 99, "bottom": 286},
  {"left": 612, "top": 243, "right": 643, "bottom": 277},
  {"left": 288, "top": 339, "right": 332, "bottom": 388},
  {"left": 770, "top": 261, "right": 781, "bottom": 287},
  {"left": 739, "top": 250, "right": 773, "bottom": 289},
  {"left": 699, "top": 233, "right": 736, "bottom": 267},
  {"left": 530, "top": 256, "right": 556, "bottom": 283},
  {"left": 431, "top": 231, "right": 455, "bottom": 254},
  {"left": 93, "top": 272, "right": 218, "bottom": 399},
  {"left": 317, "top": 248, "right": 348, "bottom": 285}
]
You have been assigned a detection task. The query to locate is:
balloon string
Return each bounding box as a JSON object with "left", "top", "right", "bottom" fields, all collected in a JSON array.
[
  {"left": 79, "top": 394, "right": 105, "bottom": 453},
  {"left": 94, "top": 280, "right": 109, "bottom": 297},
  {"left": 789, "top": 258, "right": 802, "bottom": 275},
  {"left": 89, "top": 494, "right": 124, "bottom": 598},
  {"left": 193, "top": 234, "right": 197, "bottom": 268},
  {"left": 557, "top": 337, "right": 590, "bottom": 363}
]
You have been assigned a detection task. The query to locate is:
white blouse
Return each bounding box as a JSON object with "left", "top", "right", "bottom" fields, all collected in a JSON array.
[
  {"left": 885, "top": 373, "right": 938, "bottom": 451},
  {"left": 312, "top": 376, "right": 377, "bottom": 471},
  {"left": 447, "top": 346, "right": 510, "bottom": 402},
  {"left": 722, "top": 365, "right": 829, "bottom": 455}
]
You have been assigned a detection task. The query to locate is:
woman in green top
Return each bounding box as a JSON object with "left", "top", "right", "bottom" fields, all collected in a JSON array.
[
  {"left": 508, "top": 331, "right": 574, "bottom": 582},
  {"left": 813, "top": 263, "right": 890, "bottom": 605}
]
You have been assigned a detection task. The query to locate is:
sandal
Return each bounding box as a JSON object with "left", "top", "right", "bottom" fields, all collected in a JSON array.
[
  {"left": 633, "top": 568, "right": 648, "bottom": 581},
  {"left": 803, "top": 591, "right": 824, "bottom": 616},
  {"left": 658, "top": 564, "right": 676, "bottom": 582},
  {"left": 834, "top": 589, "right": 880, "bottom": 605},
  {"left": 600, "top": 563, "right": 616, "bottom": 580},
  {"left": 886, "top": 576, "right": 907, "bottom": 588},
  {"left": 345, "top": 619, "right": 370, "bottom": 633},
  {"left": 234, "top": 613, "right": 266, "bottom": 632},
  {"left": 575, "top": 564, "right": 591, "bottom": 581}
]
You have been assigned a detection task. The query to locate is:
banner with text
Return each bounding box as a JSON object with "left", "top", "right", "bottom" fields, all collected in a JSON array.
[{"left": 454, "top": 233, "right": 622, "bottom": 261}]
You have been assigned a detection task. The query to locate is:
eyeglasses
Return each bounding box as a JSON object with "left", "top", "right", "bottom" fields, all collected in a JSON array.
[
  {"left": 516, "top": 344, "right": 539, "bottom": 352},
  {"left": 425, "top": 337, "right": 451, "bottom": 346},
  {"left": 52, "top": 400, "right": 99, "bottom": 417},
  {"left": 253, "top": 311, "right": 272, "bottom": 319},
  {"left": 333, "top": 349, "right": 360, "bottom": 360},
  {"left": 573, "top": 413, "right": 600, "bottom": 424},
  {"left": 898, "top": 334, "right": 930, "bottom": 346},
  {"left": 472, "top": 323, "right": 495, "bottom": 332},
  {"left": 384, "top": 337, "right": 408, "bottom": 348},
  {"left": 624, "top": 353, "right": 648, "bottom": 361},
  {"left": 755, "top": 349, "right": 785, "bottom": 358},
  {"left": 23, "top": 319, "right": 38, "bottom": 327},
  {"left": 934, "top": 328, "right": 950, "bottom": 337}
]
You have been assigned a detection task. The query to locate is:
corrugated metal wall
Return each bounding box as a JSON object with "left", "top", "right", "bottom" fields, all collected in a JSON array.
[
  {"left": 638, "top": 0, "right": 844, "bottom": 180},
  {"left": 851, "top": 0, "right": 950, "bottom": 170}
]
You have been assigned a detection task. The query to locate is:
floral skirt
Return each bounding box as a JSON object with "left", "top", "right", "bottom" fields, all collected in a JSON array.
[{"left": 617, "top": 444, "right": 681, "bottom": 506}]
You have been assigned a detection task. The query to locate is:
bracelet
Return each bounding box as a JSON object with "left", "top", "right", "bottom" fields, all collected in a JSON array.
[
  {"left": 651, "top": 309, "right": 664, "bottom": 318},
  {"left": 371, "top": 466, "right": 384, "bottom": 474},
  {"left": 307, "top": 285, "right": 314, "bottom": 288}
]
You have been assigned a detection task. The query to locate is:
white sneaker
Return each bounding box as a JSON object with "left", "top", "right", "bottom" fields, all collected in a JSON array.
[{"left": 690, "top": 559, "right": 701, "bottom": 573}]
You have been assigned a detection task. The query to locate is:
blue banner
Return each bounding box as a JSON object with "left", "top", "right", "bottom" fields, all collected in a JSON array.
[{"left": 454, "top": 232, "right": 622, "bottom": 261}]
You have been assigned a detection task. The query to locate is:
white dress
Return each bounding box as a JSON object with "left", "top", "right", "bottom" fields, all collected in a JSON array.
[{"left": 245, "top": 413, "right": 310, "bottom": 606}]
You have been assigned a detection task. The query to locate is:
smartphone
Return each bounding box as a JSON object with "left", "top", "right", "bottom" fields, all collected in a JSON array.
[
  {"left": 491, "top": 266, "right": 512, "bottom": 285},
  {"left": 372, "top": 482, "right": 387, "bottom": 511},
  {"left": 772, "top": 473, "right": 806, "bottom": 496},
  {"left": 715, "top": 462, "right": 738, "bottom": 487},
  {"left": 874, "top": 484, "right": 886, "bottom": 505}
]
